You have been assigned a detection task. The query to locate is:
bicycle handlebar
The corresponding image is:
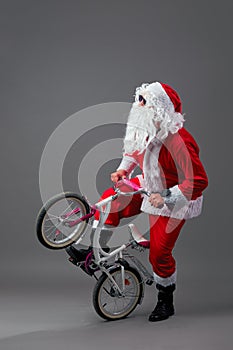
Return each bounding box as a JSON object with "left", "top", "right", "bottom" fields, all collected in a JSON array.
[
  {"left": 114, "top": 179, "right": 151, "bottom": 197},
  {"left": 95, "top": 179, "right": 150, "bottom": 210}
]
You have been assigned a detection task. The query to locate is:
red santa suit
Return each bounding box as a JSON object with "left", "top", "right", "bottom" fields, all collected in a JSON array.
[{"left": 95, "top": 82, "right": 208, "bottom": 287}]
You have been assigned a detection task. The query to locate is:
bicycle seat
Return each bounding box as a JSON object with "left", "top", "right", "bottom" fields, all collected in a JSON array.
[{"left": 128, "top": 224, "right": 150, "bottom": 249}]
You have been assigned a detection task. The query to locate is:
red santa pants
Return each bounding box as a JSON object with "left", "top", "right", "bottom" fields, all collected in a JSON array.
[{"left": 94, "top": 177, "right": 185, "bottom": 279}]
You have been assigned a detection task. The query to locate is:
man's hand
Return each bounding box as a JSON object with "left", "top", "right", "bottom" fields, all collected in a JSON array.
[
  {"left": 111, "top": 169, "right": 127, "bottom": 183},
  {"left": 149, "top": 193, "right": 165, "bottom": 208}
]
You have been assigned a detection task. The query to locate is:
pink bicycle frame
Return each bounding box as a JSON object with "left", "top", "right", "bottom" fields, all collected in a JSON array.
[{"left": 62, "top": 179, "right": 149, "bottom": 229}]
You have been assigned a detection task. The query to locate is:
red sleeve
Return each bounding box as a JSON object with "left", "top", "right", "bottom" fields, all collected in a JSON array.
[
  {"left": 175, "top": 141, "right": 208, "bottom": 200},
  {"left": 124, "top": 151, "right": 139, "bottom": 161},
  {"left": 124, "top": 151, "right": 144, "bottom": 170}
]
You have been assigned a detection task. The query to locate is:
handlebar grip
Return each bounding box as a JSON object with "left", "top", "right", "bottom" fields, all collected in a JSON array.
[
  {"left": 115, "top": 179, "right": 151, "bottom": 197},
  {"left": 116, "top": 178, "right": 142, "bottom": 191}
]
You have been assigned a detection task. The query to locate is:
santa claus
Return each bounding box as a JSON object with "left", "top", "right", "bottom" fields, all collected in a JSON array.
[{"left": 67, "top": 81, "right": 208, "bottom": 322}]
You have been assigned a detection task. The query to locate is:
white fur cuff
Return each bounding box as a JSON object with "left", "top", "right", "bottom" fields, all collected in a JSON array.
[
  {"left": 165, "top": 185, "right": 188, "bottom": 207},
  {"left": 117, "top": 155, "right": 138, "bottom": 174},
  {"left": 153, "top": 270, "right": 177, "bottom": 287}
]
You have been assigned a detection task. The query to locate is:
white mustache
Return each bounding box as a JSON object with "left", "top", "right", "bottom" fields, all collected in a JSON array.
[{"left": 123, "top": 105, "right": 158, "bottom": 154}]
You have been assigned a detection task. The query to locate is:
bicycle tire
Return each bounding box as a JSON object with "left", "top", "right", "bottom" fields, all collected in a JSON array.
[
  {"left": 93, "top": 266, "right": 143, "bottom": 321},
  {"left": 36, "top": 192, "right": 90, "bottom": 250}
]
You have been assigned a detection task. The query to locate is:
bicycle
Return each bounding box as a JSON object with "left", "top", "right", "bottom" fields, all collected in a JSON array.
[{"left": 36, "top": 179, "right": 155, "bottom": 321}]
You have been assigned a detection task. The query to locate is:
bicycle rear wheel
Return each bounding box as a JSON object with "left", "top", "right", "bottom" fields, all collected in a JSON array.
[
  {"left": 36, "top": 192, "right": 90, "bottom": 249},
  {"left": 93, "top": 266, "right": 143, "bottom": 320}
]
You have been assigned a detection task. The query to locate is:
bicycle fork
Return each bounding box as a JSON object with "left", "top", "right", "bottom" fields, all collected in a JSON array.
[{"left": 97, "top": 251, "right": 130, "bottom": 297}]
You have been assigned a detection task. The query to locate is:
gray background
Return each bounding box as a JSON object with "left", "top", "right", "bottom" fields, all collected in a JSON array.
[{"left": 1, "top": 0, "right": 233, "bottom": 349}]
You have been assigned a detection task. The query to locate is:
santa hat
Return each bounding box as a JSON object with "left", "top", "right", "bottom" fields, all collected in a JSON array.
[
  {"left": 134, "top": 81, "right": 184, "bottom": 137},
  {"left": 141, "top": 81, "right": 182, "bottom": 113},
  {"left": 160, "top": 83, "right": 182, "bottom": 113}
]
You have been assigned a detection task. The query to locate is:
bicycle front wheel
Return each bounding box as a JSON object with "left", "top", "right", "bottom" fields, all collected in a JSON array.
[
  {"left": 93, "top": 266, "right": 143, "bottom": 321},
  {"left": 36, "top": 192, "right": 90, "bottom": 250}
]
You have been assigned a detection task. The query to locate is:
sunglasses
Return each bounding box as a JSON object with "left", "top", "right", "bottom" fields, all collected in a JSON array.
[{"left": 138, "top": 95, "right": 146, "bottom": 105}]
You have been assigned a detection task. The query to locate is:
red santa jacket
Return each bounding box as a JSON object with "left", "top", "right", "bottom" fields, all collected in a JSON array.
[{"left": 118, "top": 128, "right": 208, "bottom": 219}]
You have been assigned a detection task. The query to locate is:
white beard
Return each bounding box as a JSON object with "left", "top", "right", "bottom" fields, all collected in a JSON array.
[
  {"left": 123, "top": 103, "right": 159, "bottom": 154},
  {"left": 123, "top": 101, "right": 185, "bottom": 154}
]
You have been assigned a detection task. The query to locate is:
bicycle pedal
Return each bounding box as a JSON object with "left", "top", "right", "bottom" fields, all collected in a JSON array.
[{"left": 128, "top": 224, "right": 150, "bottom": 249}]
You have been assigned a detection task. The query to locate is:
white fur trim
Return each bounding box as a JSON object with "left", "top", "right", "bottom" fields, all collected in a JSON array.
[
  {"left": 184, "top": 195, "right": 203, "bottom": 218},
  {"left": 147, "top": 82, "right": 174, "bottom": 112},
  {"left": 146, "top": 82, "right": 165, "bottom": 95},
  {"left": 153, "top": 270, "right": 177, "bottom": 287},
  {"left": 117, "top": 155, "right": 138, "bottom": 174},
  {"left": 165, "top": 185, "right": 189, "bottom": 207},
  {"left": 141, "top": 193, "right": 203, "bottom": 219},
  {"left": 143, "top": 139, "right": 163, "bottom": 193},
  {"left": 140, "top": 170, "right": 203, "bottom": 220}
]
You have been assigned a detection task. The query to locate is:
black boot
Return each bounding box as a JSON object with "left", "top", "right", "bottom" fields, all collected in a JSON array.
[
  {"left": 66, "top": 229, "right": 113, "bottom": 266},
  {"left": 148, "top": 284, "right": 176, "bottom": 322}
]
